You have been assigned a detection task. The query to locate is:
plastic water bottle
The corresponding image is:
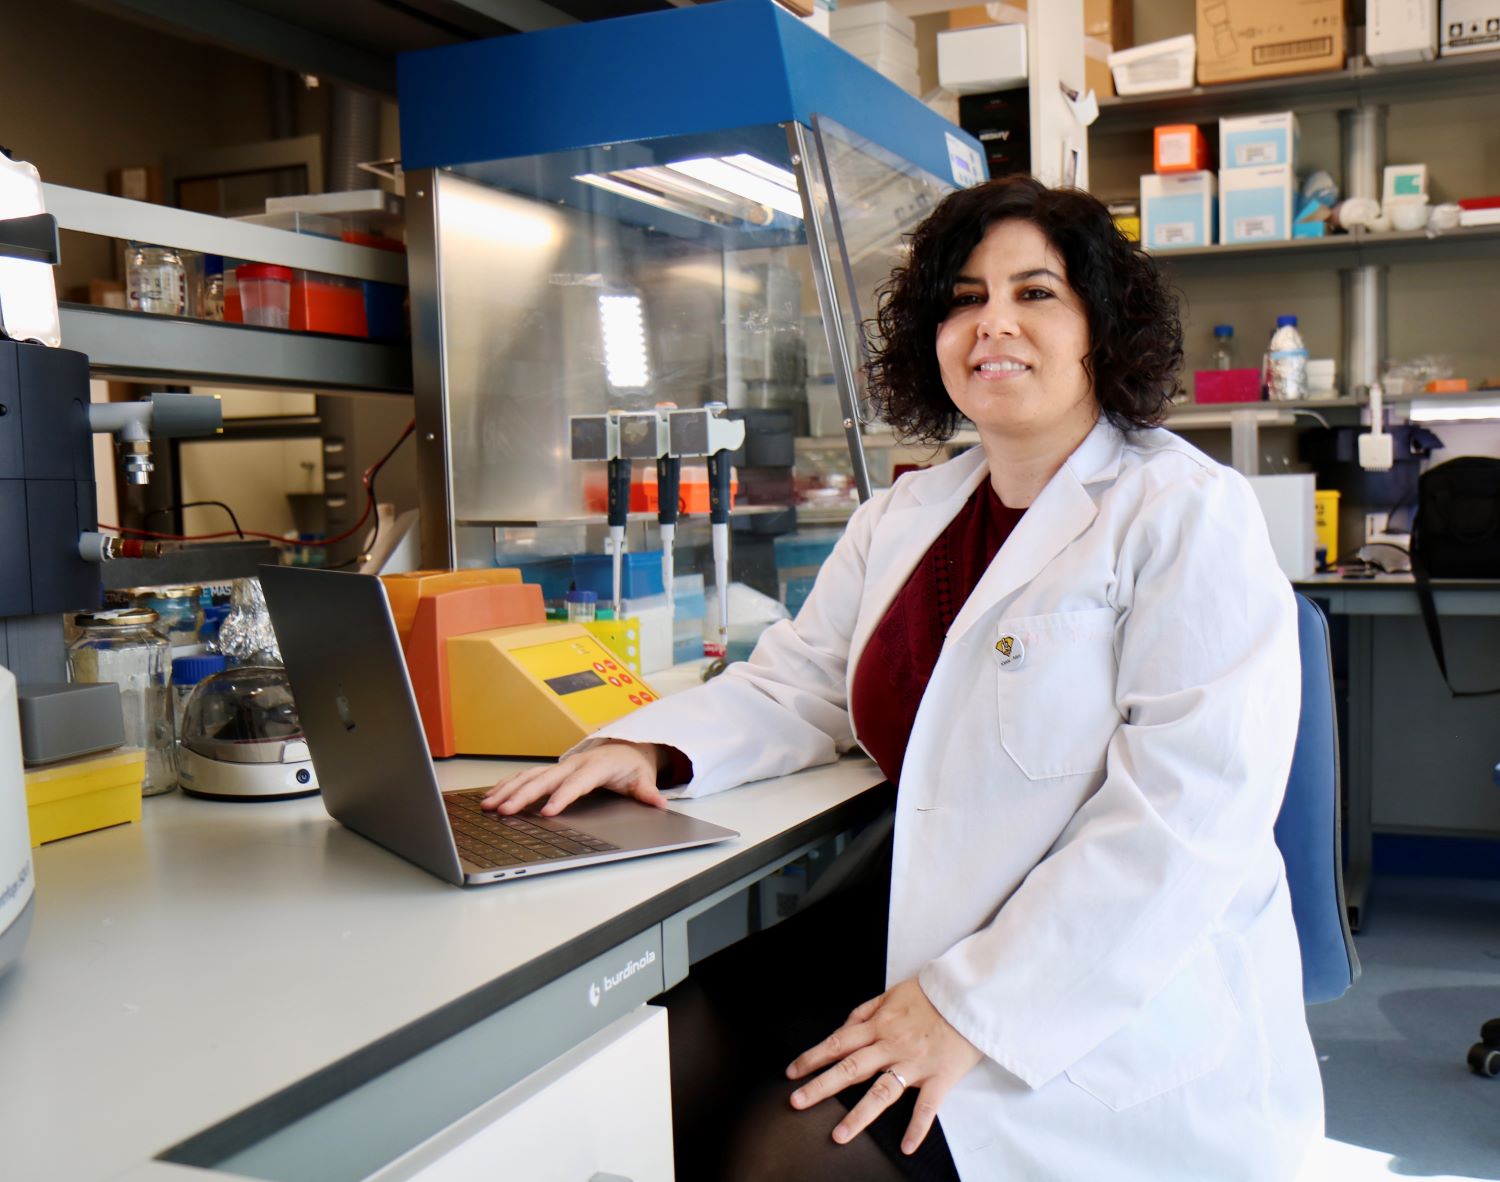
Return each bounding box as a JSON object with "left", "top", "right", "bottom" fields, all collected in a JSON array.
[
  {"left": 1264, "top": 315, "right": 1308, "bottom": 400},
  {"left": 1212, "top": 324, "right": 1235, "bottom": 369}
]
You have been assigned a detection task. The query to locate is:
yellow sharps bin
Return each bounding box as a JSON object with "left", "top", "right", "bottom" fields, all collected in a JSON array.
[{"left": 1314, "top": 490, "right": 1340, "bottom": 564}]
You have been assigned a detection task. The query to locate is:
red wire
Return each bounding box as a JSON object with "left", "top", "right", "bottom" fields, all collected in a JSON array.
[{"left": 99, "top": 420, "right": 415, "bottom": 548}]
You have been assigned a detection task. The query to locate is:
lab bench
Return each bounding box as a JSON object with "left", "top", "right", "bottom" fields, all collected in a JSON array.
[
  {"left": 0, "top": 752, "right": 889, "bottom": 1182},
  {"left": 1295, "top": 574, "right": 1500, "bottom": 931}
]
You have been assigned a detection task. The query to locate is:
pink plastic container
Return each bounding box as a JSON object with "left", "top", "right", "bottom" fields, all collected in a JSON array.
[
  {"left": 236, "top": 263, "right": 293, "bottom": 328},
  {"left": 1194, "top": 368, "right": 1263, "bottom": 403}
]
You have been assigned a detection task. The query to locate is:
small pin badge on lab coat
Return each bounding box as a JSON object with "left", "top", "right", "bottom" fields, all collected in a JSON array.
[{"left": 994, "top": 633, "right": 1025, "bottom": 669}]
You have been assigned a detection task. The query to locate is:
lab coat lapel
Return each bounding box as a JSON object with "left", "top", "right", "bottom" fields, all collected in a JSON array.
[
  {"left": 847, "top": 447, "right": 990, "bottom": 675},
  {"left": 945, "top": 420, "right": 1118, "bottom": 643}
]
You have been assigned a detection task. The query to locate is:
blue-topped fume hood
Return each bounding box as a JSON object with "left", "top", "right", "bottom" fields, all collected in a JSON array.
[
  {"left": 397, "top": 0, "right": 984, "bottom": 572},
  {"left": 399, "top": 0, "right": 984, "bottom": 200}
]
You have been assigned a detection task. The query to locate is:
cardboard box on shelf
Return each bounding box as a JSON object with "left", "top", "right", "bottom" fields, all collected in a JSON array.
[
  {"left": 1154, "top": 124, "right": 1210, "bottom": 173},
  {"left": 1196, "top": 0, "right": 1345, "bottom": 86},
  {"left": 1219, "top": 111, "right": 1299, "bottom": 171},
  {"left": 1368, "top": 0, "right": 1438, "bottom": 65},
  {"left": 1439, "top": 0, "right": 1500, "bottom": 55},
  {"left": 1220, "top": 164, "right": 1295, "bottom": 244},
  {"left": 1141, "top": 170, "right": 1217, "bottom": 250},
  {"left": 106, "top": 165, "right": 162, "bottom": 205}
]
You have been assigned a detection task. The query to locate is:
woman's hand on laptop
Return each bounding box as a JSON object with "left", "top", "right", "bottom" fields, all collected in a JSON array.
[{"left": 481, "top": 740, "right": 670, "bottom": 818}]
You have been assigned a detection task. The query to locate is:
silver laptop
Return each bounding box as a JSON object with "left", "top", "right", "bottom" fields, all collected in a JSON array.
[{"left": 260, "top": 565, "right": 737, "bottom": 886}]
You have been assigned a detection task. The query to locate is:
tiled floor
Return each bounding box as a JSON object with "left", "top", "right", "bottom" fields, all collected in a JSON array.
[{"left": 1301, "top": 877, "right": 1500, "bottom": 1180}]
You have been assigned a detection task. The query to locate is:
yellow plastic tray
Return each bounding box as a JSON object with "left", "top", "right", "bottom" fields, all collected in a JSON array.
[{"left": 24, "top": 748, "right": 146, "bottom": 847}]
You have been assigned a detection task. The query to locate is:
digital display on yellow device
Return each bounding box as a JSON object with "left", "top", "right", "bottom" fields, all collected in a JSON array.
[{"left": 544, "top": 670, "right": 607, "bottom": 696}]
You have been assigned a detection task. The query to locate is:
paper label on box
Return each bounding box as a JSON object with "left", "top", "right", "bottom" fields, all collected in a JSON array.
[
  {"left": 1233, "top": 215, "right": 1278, "bottom": 240},
  {"left": 946, "top": 132, "right": 985, "bottom": 188},
  {"left": 1155, "top": 221, "right": 1196, "bottom": 246},
  {"left": 1235, "top": 142, "right": 1278, "bottom": 166},
  {"left": 1159, "top": 134, "right": 1192, "bottom": 167}
]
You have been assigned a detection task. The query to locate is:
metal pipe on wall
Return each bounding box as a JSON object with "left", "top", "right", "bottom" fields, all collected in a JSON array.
[{"left": 328, "top": 86, "right": 381, "bottom": 193}]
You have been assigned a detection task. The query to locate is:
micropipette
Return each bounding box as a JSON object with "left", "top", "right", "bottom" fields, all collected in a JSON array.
[{"left": 606, "top": 450, "right": 632, "bottom": 617}]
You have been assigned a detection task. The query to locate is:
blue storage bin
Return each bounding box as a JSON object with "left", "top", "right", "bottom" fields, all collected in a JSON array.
[
  {"left": 573, "top": 551, "right": 664, "bottom": 600},
  {"left": 774, "top": 531, "right": 841, "bottom": 569},
  {"left": 783, "top": 575, "right": 817, "bottom": 617},
  {"left": 362, "top": 280, "right": 407, "bottom": 341},
  {"left": 493, "top": 554, "right": 575, "bottom": 602}
]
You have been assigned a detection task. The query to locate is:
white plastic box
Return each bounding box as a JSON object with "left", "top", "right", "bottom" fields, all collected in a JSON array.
[
  {"left": 829, "top": 2, "right": 914, "bottom": 41},
  {"left": 1247, "top": 474, "right": 1316, "bottom": 581},
  {"left": 1439, "top": 0, "right": 1500, "bottom": 55},
  {"left": 1368, "top": 0, "right": 1438, "bottom": 64},
  {"left": 834, "top": 23, "right": 916, "bottom": 64},
  {"left": 937, "top": 24, "right": 1027, "bottom": 95},
  {"left": 1140, "top": 171, "right": 1217, "bottom": 250},
  {"left": 1107, "top": 34, "right": 1196, "bottom": 96},
  {"left": 1220, "top": 165, "right": 1295, "bottom": 244},
  {"left": 1219, "top": 112, "right": 1299, "bottom": 171}
]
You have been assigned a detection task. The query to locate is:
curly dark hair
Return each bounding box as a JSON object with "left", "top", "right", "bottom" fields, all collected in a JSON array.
[{"left": 865, "top": 175, "right": 1182, "bottom": 443}]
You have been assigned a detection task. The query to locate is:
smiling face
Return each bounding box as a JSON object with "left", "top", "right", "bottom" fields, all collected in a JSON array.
[{"left": 935, "top": 219, "right": 1098, "bottom": 452}]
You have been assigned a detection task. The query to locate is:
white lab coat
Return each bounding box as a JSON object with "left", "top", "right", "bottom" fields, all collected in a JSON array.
[{"left": 584, "top": 420, "right": 1323, "bottom": 1181}]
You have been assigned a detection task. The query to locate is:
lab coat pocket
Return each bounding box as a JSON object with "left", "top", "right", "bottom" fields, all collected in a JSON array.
[
  {"left": 1063, "top": 942, "right": 1241, "bottom": 1112},
  {"left": 994, "top": 607, "right": 1120, "bottom": 780}
]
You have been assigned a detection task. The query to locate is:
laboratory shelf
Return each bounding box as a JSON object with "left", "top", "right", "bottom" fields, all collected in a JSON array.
[
  {"left": 1164, "top": 398, "right": 1361, "bottom": 432},
  {"left": 1095, "top": 51, "right": 1500, "bottom": 131},
  {"left": 1146, "top": 224, "right": 1500, "bottom": 273},
  {"left": 60, "top": 304, "right": 413, "bottom": 395}
]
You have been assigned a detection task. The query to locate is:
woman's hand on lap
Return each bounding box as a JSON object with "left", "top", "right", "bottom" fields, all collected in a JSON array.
[{"left": 785, "top": 977, "right": 982, "bottom": 1155}]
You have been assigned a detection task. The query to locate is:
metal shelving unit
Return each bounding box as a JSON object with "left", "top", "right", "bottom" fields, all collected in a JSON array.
[
  {"left": 1096, "top": 52, "right": 1500, "bottom": 131},
  {"left": 1145, "top": 224, "right": 1500, "bottom": 273},
  {"left": 1095, "top": 50, "right": 1500, "bottom": 431},
  {"left": 60, "top": 304, "right": 412, "bottom": 395},
  {"left": 49, "top": 184, "right": 412, "bottom": 395}
]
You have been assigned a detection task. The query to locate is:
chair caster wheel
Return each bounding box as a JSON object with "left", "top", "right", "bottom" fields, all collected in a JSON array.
[
  {"left": 1481, "top": 1018, "right": 1500, "bottom": 1047},
  {"left": 1468, "top": 1043, "right": 1500, "bottom": 1077}
]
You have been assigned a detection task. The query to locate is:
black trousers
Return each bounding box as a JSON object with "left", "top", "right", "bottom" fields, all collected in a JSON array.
[{"left": 659, "top": 825, "right": 960, "bottom": 1182}]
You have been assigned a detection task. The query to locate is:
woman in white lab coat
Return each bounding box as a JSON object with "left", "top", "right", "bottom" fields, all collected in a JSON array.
[{"left": 484, "top": 176, "right": 1323, "bottom": 1182}]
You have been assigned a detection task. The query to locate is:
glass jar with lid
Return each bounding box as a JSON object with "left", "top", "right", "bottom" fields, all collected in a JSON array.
[
  {"left": 126, "top": 242, "right": 187, "bottom": 316},
  {"left": 133, "top": 584, "right": 204, "bottom": 648},
  {"left": 67, "top": 607, "right": 177, "bottom": 796}
]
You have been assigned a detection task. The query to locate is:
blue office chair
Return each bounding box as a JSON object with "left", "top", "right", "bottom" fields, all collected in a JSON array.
[{"left": 1276, "top": 593, "right": 1361, "bottom": 1004}]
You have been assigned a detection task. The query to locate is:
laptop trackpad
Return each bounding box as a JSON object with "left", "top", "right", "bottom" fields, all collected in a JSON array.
[{"left": 539, "top": 793, "right": 735, "bottom": 848}]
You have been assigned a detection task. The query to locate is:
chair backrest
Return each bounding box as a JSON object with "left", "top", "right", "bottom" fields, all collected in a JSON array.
[{"left": 1275, "top": 593, "right": 1361, "bottom": 1004}]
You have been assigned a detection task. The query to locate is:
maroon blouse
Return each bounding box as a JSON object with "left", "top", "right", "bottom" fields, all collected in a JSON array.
[{"left": 849, "top": 481, "right": 1025, "bottom": 785}]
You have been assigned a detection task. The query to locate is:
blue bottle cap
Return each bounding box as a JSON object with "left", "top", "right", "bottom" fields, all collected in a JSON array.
[
  {"left": 565, "top": 589, "right": 598, "bottom": 604},
  {"left": 1276, "top": 315, "right": 1298, "bottom": 327},
  {"left": 1213, "top": 324, "right": 1233, "bottom": 336},
  {"left": 172, "top": 654, "right": 227, "bottom": 685}
]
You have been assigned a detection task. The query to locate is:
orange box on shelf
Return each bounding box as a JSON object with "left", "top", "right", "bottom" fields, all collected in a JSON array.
[
  {"left": 582, "top": 466, "right": 737, "bottom": 515},
  {"left": 1154, "top": 124, "right": 1209, "bottom": 173},
  {"left": 1424, "top": 378, "right": 1470, "bottom": 393},
  {"left": 290, "top": 274, "right": 368, "bottom": 337}
]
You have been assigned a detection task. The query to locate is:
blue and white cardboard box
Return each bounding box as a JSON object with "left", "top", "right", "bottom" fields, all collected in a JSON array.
[
  {"left": 1141, "top": 171, "right": 1216, "bottom": 250},
  {"left": 1218, "top": 112, "right": 1299, "bottom": 171},
  {"left": 1220, "top": 164, "right": 1294, "bottom": 244}
]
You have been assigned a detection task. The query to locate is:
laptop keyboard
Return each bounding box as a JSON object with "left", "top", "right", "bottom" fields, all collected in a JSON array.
[{"left": 443, "top": 790, "right": 619, "bottom": 870}]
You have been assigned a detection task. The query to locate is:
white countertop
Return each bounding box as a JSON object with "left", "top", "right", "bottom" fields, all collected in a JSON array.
[{"left": 0, "top": 752, "right": 884, "bottom": 1182}]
